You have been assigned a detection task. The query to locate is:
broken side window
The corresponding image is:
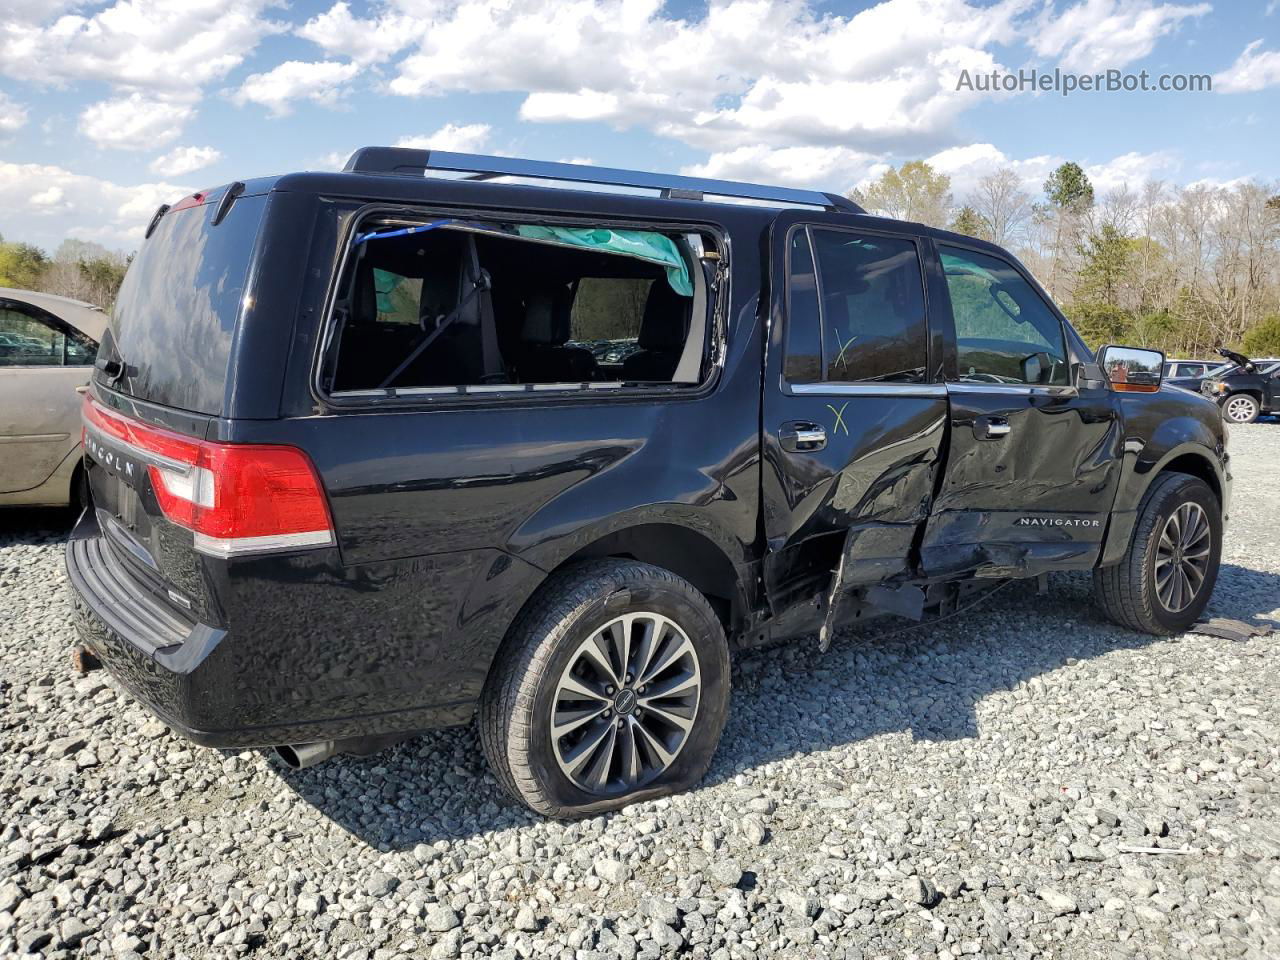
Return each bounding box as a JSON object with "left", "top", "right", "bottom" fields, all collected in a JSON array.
[{"left": 324, "top": 218, "right": 717, "bottom": 396}]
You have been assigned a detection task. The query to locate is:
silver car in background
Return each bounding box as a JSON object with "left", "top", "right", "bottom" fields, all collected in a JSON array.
[{"left": 0, "top": 288, "right": 105, "bottom": 508}]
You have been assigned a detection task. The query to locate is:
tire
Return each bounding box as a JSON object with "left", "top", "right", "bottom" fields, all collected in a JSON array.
[
  {"left": 1092, "top": 472, "right": 1222, "bottom": 635},
  {"left": 1222, "top": 393, "right": 1259, "bottom": 424},
  {"left": 479, "top": 559, "right": 731, "bottom": 818}
]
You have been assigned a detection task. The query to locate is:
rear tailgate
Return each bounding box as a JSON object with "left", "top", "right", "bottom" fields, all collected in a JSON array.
[
  {"left": 80, "top": 186, "right": 331, "bottom": 626},
  {"left": 81, "top": 392, "right": 220, "bottom": 627}
]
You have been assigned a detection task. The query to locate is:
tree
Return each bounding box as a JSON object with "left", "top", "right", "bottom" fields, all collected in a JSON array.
[
  {"left": 1041, "top": 161, "right": 1095, "bottom": 301},
  {"left": 1076, "top": 223, "right": 1137, "bottom": 310},
  {"left": 971, "top": 168, "right": 1033, "bottom": 247},
  {"left": 39, "top": 246, "right": 130, "bottom": 309},
  {"left": 1242, "top": 314, "right": 1280, "bottom": 355},
  {"left": 0, "top": 242, "right": 49, "bottom": 290},
  {"left": 1068, "top": 302, "right": 1132, "bottom": 349},
  {"left": 1044, "top": 162, "right": 1095, "bottom": 211},
  {"left": 852, "top": 161, "right": 953, "bottom": 228},
  {"left": 949, "top": 205, "right": 985, "bottom": 239}
]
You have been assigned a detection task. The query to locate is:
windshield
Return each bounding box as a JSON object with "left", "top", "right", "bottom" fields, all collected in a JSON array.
[{"left": 101, "top": 193, "right": 266, "bottom": 415}]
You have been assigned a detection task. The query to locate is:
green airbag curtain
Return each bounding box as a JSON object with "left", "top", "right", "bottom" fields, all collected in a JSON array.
[{"left": 515, "top": 225, "right": 693, "bottom": 296}]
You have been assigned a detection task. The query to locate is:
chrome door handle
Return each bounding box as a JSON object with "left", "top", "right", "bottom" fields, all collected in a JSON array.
[
  {"left": 975, "top": 415, "right": 1011, "bottom": 439},
  {"left": 780, "top": 421, "right": 826, "bottom": 452}
]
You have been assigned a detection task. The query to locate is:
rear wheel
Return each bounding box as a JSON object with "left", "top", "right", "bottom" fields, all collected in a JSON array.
[
  {"left": 1222, "top": 393, "right": 1259, "bottom": 424},
  {"left": 479, "top": 560, "right": 730, "bottom": 817},
  {"left": 1093, "top": 472, "right": 1221, "bottom": 635}
]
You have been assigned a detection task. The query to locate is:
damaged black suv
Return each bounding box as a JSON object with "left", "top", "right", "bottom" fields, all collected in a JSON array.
[{"left": 68, "top": 149, "right": 1230, "bottom": 817}]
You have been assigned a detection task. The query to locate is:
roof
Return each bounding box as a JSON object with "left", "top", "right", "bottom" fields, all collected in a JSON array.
[{"left": 0, "top": 287, "right": 108, "bottom": 341}]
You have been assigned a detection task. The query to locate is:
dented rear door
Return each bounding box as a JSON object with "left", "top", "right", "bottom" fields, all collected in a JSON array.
[{"left": 761, "top": 213, "right": 949, "bottom": 608}]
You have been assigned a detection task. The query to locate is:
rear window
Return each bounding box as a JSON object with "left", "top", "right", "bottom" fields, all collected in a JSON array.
[{"left": 102, "top": 192, "right": 266, "bottom": 415}]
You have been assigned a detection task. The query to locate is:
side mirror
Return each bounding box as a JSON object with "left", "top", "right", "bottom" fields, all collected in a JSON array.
[
  {"left": 1098, "top": 345, "right": 1164, "bottom": 392},
  {"left": 1021, "top": 351, "right": 1053, "bottom": 384}
]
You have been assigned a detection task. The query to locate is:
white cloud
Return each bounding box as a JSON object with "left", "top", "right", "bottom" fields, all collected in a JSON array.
[
  {"left": 927, "top": 143, "right": 1051, "bottom": 195},
  {"left": 233, "top": 60, "right": 361, "bottom": 116},
  {"left": 1084, "top": 149, "right": 1180, "bottom": 192},
  {"left": 387, "top": 0, "right": 1027, "bottom": 154},
  {"left": 0, "top": 0, "right": 283, "bottom": 97},
  {"left": 682, "top": 145, "right": 886, "bottom": 195},
  {"left": 1029, "top": 0, "right": 1210, "bottom": 71},
  {"left": 925, "top": 142, "right": 1180, "bottom": 198},
  {"left": 394, "top": 123, "right": 493, "bottom": 152},
  {"left": 79, "top": 94, "right": 194, "bottom": 150},
  {"left": 31, "top": 186, "right": 65, "bottom": 207},
  {"left": 308, "top": 123, "right": 493, "bottom": 174},
  {"left": 149, "top": 145, "right": 223, "bottom": 177},
  {"left": 0, "top": 91, "right": 28, "bottom": 134},
  {"left": 297, "top": 1, "right": 417, "bottom": 64},
  {"left": 0, "top": 160, "right": 190, "bottom": 251},
  {"left": 1214, "top": 40, "right": 1280, "bottom": 93},
  {"left": 521, "top": 91, "right": 621, "bottom": 123}
]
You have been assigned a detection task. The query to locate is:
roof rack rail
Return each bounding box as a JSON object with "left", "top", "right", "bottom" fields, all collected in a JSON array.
[{"left": 342, "top": 147, "right": 863, "bottom": 213}]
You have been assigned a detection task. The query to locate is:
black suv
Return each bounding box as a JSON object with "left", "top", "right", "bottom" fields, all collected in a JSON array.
[
  {"left": 1201, "top": 348, "right": 1280, "bottom": 423},
  {"left": 67, "top": 149, "right": 1230, "bottom": 817}
]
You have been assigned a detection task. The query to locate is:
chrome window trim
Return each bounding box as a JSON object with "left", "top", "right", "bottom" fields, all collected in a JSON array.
[
  {"left": 946, "top": 382, "right": 1078, "bottom": 397},
  {"left": 788, "top": 382, "right": 947, "bottom": 398}
]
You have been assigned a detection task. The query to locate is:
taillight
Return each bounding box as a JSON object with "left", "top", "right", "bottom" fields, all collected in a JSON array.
[{"left": 83, "top": 396, "right": 334, "bottom": 558}]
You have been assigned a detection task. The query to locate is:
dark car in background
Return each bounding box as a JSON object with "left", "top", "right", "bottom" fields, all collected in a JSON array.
[
  {"left": 67, "top": 149, "right": 1229, "bottom": 817},
  {"left": 1202, "top": 348, "right": 1280, "bottom": 423}
]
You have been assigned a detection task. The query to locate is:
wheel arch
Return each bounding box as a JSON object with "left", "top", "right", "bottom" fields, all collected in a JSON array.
[
  {"left": 1099, "top": 439, "right": 1226, "bottom": 567},
  {"left": 1225, "top": 388, "right": 1263, "bottom": 402},
  {"left": 1158, "top": 450, "right": 1223, "bottom": 505},
  {"left": 555, "top": 522, "right": 748, "bottom": 633}
]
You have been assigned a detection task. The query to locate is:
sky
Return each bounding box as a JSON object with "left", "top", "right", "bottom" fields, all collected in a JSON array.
[{"left": 0, "top": 0, "right": 1277, "bottom": 253}]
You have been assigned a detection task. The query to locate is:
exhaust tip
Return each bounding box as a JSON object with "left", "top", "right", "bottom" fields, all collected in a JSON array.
[{"left": 275, "top": 741, "right": 336, "bottom": 770}]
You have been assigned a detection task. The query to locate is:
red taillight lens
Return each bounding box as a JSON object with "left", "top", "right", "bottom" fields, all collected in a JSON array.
[{"left": 83, "top": 396, "right": 334, "bottom": 557}]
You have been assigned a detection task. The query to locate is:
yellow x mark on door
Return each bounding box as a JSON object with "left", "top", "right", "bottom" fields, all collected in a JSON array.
[{"left": 826, "top": 401, "right": 850, "bottom": 436}]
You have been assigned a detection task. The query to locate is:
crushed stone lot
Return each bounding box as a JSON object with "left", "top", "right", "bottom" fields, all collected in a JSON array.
[{"left": 2, "top": 427, "right": 1278, "bottom": 960}]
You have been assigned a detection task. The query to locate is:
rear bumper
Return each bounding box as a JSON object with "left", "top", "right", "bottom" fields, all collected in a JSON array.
[{"left": 64, "top": 509, "right": 475, "bottom": 748}]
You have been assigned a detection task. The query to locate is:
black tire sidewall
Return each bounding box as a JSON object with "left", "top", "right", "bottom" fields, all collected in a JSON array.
[
  {"left": 522, "top": 569, "right": 730, "bottom": 816},
  {"left": 1139, "top": 477, "right": 1222, "bottom": 632}
]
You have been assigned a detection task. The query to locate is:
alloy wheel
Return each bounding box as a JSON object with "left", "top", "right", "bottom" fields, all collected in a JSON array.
[
  {"left": 551, "top": 612, "right": 701, "bottom": 795},
  {"left": 1224, "top": 396, "right": 1257, "bottom": 422},
  {"left": 1154, "top": 501, "right": 1212, "bottom": 613}
]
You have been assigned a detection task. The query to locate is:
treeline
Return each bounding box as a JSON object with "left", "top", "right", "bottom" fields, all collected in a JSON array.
[
  {"left": 0, "top": 237, "right": 130, "bottom": 312},
  {"left": 852, "top": 162, "right": 1280, "bottom": 358}
]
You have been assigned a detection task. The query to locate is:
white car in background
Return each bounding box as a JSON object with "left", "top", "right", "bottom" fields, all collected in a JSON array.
[{"left": 0, "top": 288, "right": 105, "bottom": 509}]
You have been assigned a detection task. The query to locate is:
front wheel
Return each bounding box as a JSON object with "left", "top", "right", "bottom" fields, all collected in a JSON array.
[
  {"left": 1093, "top": 472, "right": 1222, "bottom": 635},
  {"left": 479, "top": 560, "right": 730, "bottom": 817},
  {"left": 1222, "top": 393, "right": 1259, "bottom": 424}
]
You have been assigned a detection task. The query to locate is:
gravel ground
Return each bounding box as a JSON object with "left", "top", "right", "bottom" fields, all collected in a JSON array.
[{"left": 2, "top": 425, "right": 1278, "bottom": 960}]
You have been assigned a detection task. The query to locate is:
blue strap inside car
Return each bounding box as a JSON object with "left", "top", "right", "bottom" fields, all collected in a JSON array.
[{"left": 354, "top": 219, "right": 458, "bottom": 245}]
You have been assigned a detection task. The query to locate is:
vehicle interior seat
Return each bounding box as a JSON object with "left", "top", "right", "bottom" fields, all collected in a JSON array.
[
  {"left": 332, "top": 259, "right": 415, "bottom": 390},
  {"left": 516, "top": 285, "right": 597, "bottom": 383},
  {"left": 622, "top": 281, "right": 692, "bottom": 382}
]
